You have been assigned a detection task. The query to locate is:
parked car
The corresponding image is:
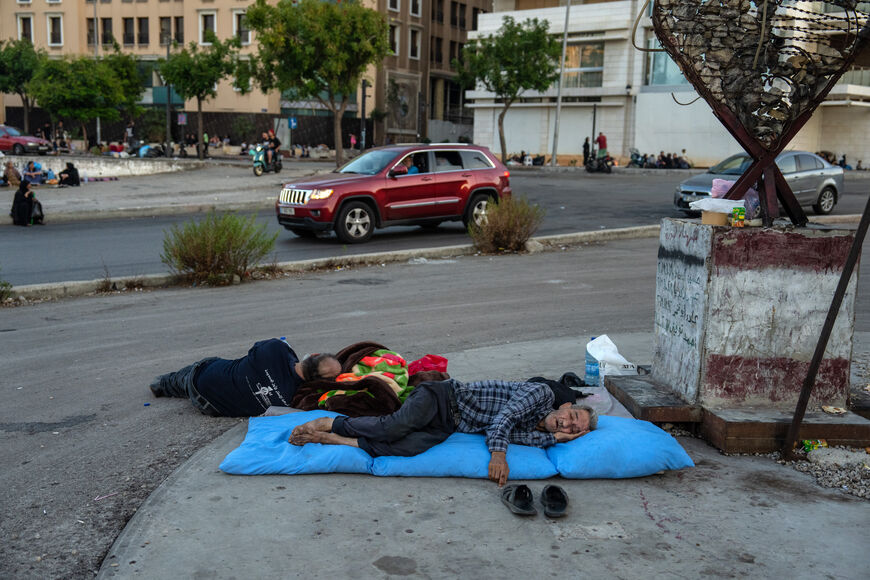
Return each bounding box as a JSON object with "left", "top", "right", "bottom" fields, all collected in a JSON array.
[
  {"left": 674, "top": 151, "right": 844, "bottom": 215},
  {"left": 0, "top": 125, "right": 52, "bottom": 155},
  {"left": 275, "top": 144, "right": 512, "bottom": 243}
]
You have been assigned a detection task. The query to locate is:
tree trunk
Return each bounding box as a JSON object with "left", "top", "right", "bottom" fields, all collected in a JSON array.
[
  {"left": 81, "top": 122, "right": 89, "bottom": 150},
  {"left": 333, "top": 98, "right": 348, "bottom": 168},
  {"left": 19, "top": 93, "right": 31, "bottom": 135},
  {"left": 197, "top": 98, "right": 204, "bottom": 160},
  {"left": 497, "top": 104, "right": 510, "bottom": 164}
]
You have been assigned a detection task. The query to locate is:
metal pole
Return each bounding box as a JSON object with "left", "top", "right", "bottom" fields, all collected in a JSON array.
[
  {"left": 94, "top": 0, "right": 101, "bottom": 147},
  {"left": 361, "top": 79, "right": 368, "bottom": 151},
  {"left": 591, "top": 102, "right": 597, "bottom": 155},
  {"left": 550, "top": 0, "right": 571, "bottom": 166},
  {"left": 781, "top": 193, "right": 870, "bottom": 459},
  {"left": 165, "top": 39, "right": 171, "bottom": 157}
]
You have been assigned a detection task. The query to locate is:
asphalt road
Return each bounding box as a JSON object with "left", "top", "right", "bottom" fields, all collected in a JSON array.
[
  {"left": 4, "top": 170, "right": 866, "bottom": 287},
  {"left": 1, "top": 237, "right": 664, "bottom": 579}
]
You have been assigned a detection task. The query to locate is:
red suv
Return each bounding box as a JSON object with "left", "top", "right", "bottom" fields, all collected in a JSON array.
[{"left": 275, "top": 144, "right": 512, "bottom": 243}]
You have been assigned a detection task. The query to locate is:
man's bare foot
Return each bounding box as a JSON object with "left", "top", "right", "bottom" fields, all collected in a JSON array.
[
  {"left": 289, "top": 417, "right": 333, "bottom": 441},
  {"left": 288, "top": 430, "right": 359, "bottom": 448}
]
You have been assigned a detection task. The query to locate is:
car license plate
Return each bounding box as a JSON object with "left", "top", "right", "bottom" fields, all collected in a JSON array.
[
  {"left": 279, "top": 207, "right": 295, "bottom": 216},
  {"left": 38, "top": 146, "right": 48, "bottom": 151}
]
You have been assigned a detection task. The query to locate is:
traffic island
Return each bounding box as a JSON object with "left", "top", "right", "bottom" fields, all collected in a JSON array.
[{"left": 607, "top": 217, "right": 870, "bottom": 453}]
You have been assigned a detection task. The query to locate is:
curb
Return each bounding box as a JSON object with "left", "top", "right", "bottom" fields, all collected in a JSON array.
[
  {"left": 8, "top": 225, "right": 665, "bottom": 302},
  {"left": 6, "top": 217, "right": 861, "bottom": 303}
]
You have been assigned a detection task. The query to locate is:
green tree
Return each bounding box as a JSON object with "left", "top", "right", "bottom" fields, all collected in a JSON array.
[
  {"left": 158, "top": 32, "right": 239, "bottom": 159},
  {"left": 29, "top": 57, "right": 125, "bottom": 146},
  {"left": 103, "top": 46, "right": 145, "bottom": 121},
  {"left": 455, "top": 17, "right": 561, "bottom": 163},
  {"left": 0, "top": 39, "right": 47, "bottom": 134},
  {"left": 243, "top": 0, "right": 389, "bottom": 166}
]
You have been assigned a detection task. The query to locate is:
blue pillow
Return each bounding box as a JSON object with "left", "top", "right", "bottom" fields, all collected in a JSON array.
[
  {"left": 547, "top": 415, "right": 694, "bottom": 478},
  {"left": 219, "top": 411, "right": 373, "bottom": 475},
  {"left": 372, "top": 432, "right": 557, "bottom": 479}
]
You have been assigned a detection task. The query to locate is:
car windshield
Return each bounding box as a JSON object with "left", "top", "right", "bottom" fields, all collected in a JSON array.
[
  {"left": 4, "top": 126, "right": 22, "bottom": 137},
  {"left": 709, "top": 154, "right": 751, "bottom": 175},
  {"left": 336, "top": 149, "right": 401, "bottom": 175}
]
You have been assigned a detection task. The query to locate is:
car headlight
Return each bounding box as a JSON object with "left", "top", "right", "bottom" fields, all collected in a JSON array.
[
  {"left": 27, "top": 142, "right": 37, "bottom": 146},
  {"left": 310, "top": 189, "right": 333, "bottom": 200}
]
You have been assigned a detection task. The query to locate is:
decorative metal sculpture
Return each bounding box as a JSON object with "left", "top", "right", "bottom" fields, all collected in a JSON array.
[{"left": 652, "top": 0, "right": 870, "bottom": 225}]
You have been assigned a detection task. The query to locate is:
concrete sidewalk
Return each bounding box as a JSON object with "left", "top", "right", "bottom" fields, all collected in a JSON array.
[{"left": 96, "top": 333, "right": 869, "bottom": 579}]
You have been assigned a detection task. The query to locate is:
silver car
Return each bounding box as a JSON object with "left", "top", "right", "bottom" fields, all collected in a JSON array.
[{"left": 674, "top": 151, "right": 844, "bottom": 215}]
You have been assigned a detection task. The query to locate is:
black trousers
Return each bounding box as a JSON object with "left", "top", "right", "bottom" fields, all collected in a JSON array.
[{"left": 331, "top": 381, "right": 457, "bottom": 457}]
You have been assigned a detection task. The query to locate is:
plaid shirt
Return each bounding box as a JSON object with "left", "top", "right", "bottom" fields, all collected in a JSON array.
[{"left": 452, "top": 379, "right": 556, "bottom": 453}]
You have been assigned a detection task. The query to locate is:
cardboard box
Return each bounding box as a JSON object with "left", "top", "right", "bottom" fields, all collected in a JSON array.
[{"left": 701, "top": 211, "right": 729, "bottom": 226}]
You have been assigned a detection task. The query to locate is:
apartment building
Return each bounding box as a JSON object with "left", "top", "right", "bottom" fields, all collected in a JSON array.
[
  {"left": 469, "top": 1, "right": 870, "bottom": 166},
  {"left": 1, "top": 0, "right": 491, "bottom": 148}
]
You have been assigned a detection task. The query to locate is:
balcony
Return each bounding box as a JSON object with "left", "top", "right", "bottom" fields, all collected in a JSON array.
[{"left": 152, "top": 86, "right": 185, "bottom": 106}]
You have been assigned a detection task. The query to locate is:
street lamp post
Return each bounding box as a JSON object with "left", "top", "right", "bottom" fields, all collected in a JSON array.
[
  {"left": 164, "top": 38, "right": 171, "bottom": 156},
  {"left": 551, "top": 0, "right": 571, "bottom": 166},
  {"left": 360, "top": 79, "right": 369, "bottom": 151},
  {"left": 94, "top": 0, "right": 101, "bottom": 146}
]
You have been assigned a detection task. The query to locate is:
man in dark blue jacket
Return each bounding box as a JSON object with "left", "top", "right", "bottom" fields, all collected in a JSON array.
[{"left": 150, "top": 339, "right": 340, "bottom": 417}]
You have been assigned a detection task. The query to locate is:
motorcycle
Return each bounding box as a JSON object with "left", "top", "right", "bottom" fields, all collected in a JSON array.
[
  {"left": 585, "top": 152, "right": 614, "bottom": 174},
  {"left": 251, "top": 144, "right": 283, "bottom": 176}
]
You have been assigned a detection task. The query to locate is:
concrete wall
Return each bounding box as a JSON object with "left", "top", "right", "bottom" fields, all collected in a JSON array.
[
  {"left": 819, "top": 103, "right": 870, "bottom": 166},
  {"left": 653, "top": 219, "right": 856, "bottom": 410},
  {"left": 10, "top": 156, "right": 189, "bottom": 178}
]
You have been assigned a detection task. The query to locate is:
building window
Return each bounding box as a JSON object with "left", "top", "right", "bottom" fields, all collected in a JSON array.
[
  {"left": 87, "top": 17, "right": 96, "bottom": 46},
  {"left": 123, "top": 17, "right": 135, "bottom": 45},
  {"left": 47, "top": 14, "right": 63, "bottom": 46},
  {"left": 433, "top": 0, "right": 444, "bottom": 23},
  {"left": 450, "top": 2, "right": 458, "bottom": 26},
  {"left": 458, "top": 3, "right": 466, "bottom": 29},
  {"left": 46, "top": 0, "right": 61, "bottom": 4},
  {"left": 409, "top": 28, "right": 420, "bottom": 60},
  {"left": 138, "top": 17, "right": 149, "bottom": 45},
  {"left": 472, "top": 7, "right": 482, "bottom": 30},
  {"left": 174, "top": 16, "right": 184, "bottom": 44},
  {"left": 233, "top": 10, "right": 250, "bottom": 45},
  {"left": 160, "top": 17, "right": 171, "bottom": 44},
  {"left": 101, "top": 17, "right": 113, "bottom": 45},
  {"left": 18, "top": 15, "right": 33, "bottom": 42},
  {"left": 389, "top": 24, "right": 399, "bottom": 56},
  {"left": 410, "top": 0, "right": 420, "bottom": 17},
  {"left": 16, "top": 0, "right": 33, "bottom": 4},
  {"left": 563, "top": 42, "right": 604, "bottom": 88},
  {"left": 388, "top": 0, "right": 399, "bottom": 12},
  {"left": 646, "top": 40, "right": 688, "bottom": 86},
  {"left": 431, "top": 36, "right": 442, "bottom": 64},
  {"left": 199, "top": 11, "right": 216, "bottom": 45}
]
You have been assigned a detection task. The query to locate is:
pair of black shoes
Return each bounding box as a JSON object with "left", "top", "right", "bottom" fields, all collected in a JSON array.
[{"left": 501, "top": 484, "right": 568, "bottom": 518}]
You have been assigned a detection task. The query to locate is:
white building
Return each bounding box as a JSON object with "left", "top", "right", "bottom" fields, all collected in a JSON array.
[{"left": 468, "top": 1, "right": 870, "bottom": 167}]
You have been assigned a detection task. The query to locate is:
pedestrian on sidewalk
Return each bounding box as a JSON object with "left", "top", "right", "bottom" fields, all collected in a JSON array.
[{"left": 150, "top": 339, "right": 341, "bottom": 417}]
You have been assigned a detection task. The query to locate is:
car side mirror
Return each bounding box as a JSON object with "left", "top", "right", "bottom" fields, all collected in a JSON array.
[{"left": 390, "top": 164, "right": 408, "bottom": 177}]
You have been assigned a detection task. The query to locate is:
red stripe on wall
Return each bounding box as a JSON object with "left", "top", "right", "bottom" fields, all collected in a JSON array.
[
  {"left": 711, "top": 229, "right": 853, "bottom": 272},
  {"left": 703, "top": 354, "right": 849, "bottom": 404}
]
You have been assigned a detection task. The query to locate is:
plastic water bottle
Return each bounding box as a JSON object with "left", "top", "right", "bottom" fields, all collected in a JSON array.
[{"left": 584, "top": 336, "right": 599, "bottom": 386}]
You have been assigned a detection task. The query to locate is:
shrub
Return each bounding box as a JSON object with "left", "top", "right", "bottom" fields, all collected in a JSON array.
[
  {"left": 468, "top": 195, "right": 544, "bottom": 253},
  {"left": 160, "top": 212, "right": 278, "bottom": 285},
  {"left": 0, "top": 266, "right": 13, "bottom": 302}
]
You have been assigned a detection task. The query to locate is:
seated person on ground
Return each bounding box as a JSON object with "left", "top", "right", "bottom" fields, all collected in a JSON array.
[
  {"left": 2, "top": 161, "right": 21, "bottom": 187},
  {"left": 23, "top": 161, "right": 44, "bottom": 184},
  {"left": 150, "top": 339, "right": 341, "bottom": 417},
  {"left": 58, "top": 162, "right": 80, "bottom": 187},
  {"left": 290, "top": 378, "right": 597, "bottom": 486}
]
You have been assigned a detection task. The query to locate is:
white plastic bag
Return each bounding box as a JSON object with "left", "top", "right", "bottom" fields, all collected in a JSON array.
[
  {"left": 689, "top": 197, "right": 745, "bottom": 213},
  {"left": 586, "top": 335, "right": 637, "bottom": 387}
]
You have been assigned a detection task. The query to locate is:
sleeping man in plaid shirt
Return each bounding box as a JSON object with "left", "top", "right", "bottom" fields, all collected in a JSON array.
[{"left": 290, "top": 379, "right": 598, "bottom": 486}]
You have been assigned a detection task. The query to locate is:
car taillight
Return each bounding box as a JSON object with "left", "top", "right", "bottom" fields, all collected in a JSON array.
[{"left": 503, "top": 171, "right": 510, "bottom": 178}]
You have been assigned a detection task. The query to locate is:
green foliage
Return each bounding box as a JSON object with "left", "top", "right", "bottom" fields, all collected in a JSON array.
[
  {"left": 29, "top": 57, "right": 125, "bottom": 144},
  {"left": 230, "top": 115, "right": 256, "bottom": 143},
  {"left": 160, "top": 212, "right": 278, "bottom": 285},
  {"left": 454, "top": 17, "right": 561, "bottom": 162},
  {"left": 103, "top": 47, "right": 146, "bottom": 120},
  {"left": 0, "top": 266, "right": 13, "bottom": 302},
  {"left": 244, "top": 0, "right": 390, "bottom": 165},
  {"left": 138, "top": 108, "right": 168, "bottom": 143},
  {"left": 158, "top": 32, "right": 240, "bottom": 158},
  {"left": 468, "top": 196, "right": 545, "bottom": 254},
  {"left": 0, "top": 39, "right": 47, "bottom": 133}
]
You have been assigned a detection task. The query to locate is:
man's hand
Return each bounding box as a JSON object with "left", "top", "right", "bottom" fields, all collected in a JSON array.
[
  {"left": 488, "top": 451, "right": 509, "bottom": 487},
  {"left": 554, "top": 430, "right": 589, "bottom": 443}
]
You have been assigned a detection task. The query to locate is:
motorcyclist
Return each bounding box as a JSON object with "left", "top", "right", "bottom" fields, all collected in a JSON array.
[{"left": 266, "top": 129, "right": 281, "bottom": 166}]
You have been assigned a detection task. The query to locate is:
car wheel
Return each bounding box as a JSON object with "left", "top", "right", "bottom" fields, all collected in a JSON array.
[
  {"left": 13, "top": 144, "right": 24, "bottom": 155},
  {"left": 463, "top": 194, "right": 491, "bottom": 229},
  {"left": 289, "top": 228, "right": 316, "bottom": 239},
  {"left": 253, "top": 164, "right": 264, "bottom": 177},
  {"left": 335, "top": 201, "right": 374, "bottom": 243},
  {"left": 812, "top": 187, "right": 836, "bottom": 215}
]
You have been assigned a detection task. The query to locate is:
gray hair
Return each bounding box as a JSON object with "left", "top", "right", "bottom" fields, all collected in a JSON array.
[{"left": 572, "top": 404, "right": 598, "bottom": 430}]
